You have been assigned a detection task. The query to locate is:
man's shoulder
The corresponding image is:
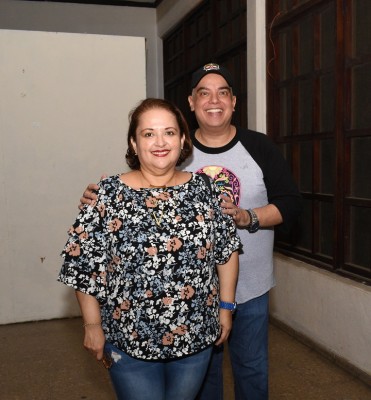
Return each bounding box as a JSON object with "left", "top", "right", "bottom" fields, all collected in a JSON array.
[
  {"left": 236, "top": 127, "right": 277, "bottom": 155},
  {"left": 236, "top": 127, "right": 272, "bottom": 144}
]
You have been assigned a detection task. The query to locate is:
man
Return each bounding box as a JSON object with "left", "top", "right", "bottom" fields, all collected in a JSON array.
[{"left": 80, "top": 63, "right": 302, "bottom": 399}]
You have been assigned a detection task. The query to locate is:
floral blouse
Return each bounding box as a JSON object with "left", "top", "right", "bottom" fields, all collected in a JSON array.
[{"left": 59, "top": 173, "right": 240, "bottom": 360}]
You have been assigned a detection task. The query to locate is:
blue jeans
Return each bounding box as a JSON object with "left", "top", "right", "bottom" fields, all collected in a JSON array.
[
  {"left": 197, "top": 292, "right": 269, "bottom": 400},
  {"left": 104, "top": 342, "right": 213, "bottom": 400}
]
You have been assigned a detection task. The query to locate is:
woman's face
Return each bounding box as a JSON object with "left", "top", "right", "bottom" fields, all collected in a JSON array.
[{"left": 131, "top": 108, "right": 185, "bottom": 173}]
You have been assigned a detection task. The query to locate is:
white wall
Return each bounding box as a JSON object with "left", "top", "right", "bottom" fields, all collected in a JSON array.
[
  {"left": 246, "top": 0, "right": 267, "bottom": 133},
  {"left": 271, "top": 254, "right": 371, "bottom": 377},
  {"left": 0, "top": 0, "right": 159, "bottom": 97},
  {"left": 0, "top": 29, "right": 146, "bottom": 323}
]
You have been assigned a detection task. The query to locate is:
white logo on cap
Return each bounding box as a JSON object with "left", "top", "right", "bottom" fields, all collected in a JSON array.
[{"left": 203, "top": 63, "right": 220, "bottom": 71}]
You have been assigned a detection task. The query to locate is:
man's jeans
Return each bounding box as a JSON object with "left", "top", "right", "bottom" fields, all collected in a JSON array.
[{"left": 197, "top": 292, "right": 269, "bottom": 400}]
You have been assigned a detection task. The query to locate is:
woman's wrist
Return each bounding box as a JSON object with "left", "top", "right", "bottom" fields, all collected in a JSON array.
[{"left": 82, "top": 322, "right": 101, "bottom": 328}]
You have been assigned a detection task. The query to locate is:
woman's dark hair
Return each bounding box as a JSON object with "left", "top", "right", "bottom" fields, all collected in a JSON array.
[{"left": 125, "top": 98, "right": 193, "bottom": 170}]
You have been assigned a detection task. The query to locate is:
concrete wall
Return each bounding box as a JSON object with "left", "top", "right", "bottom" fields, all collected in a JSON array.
[{"left": 0, "top": 29, "right": 146, "bottom": 324}]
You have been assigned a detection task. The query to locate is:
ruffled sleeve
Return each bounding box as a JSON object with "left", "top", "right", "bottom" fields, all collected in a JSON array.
[
  {"left": 201, "top": 175, "right": 242, "bottom": 264},
  {"left": 58, "top": 184, "right": 111, "bottom": 304}
]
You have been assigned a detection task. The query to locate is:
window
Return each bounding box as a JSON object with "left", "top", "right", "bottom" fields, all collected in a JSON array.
[
  {"left": 163, "top": 0, "right": 247, "bottom": 130},
  {"left": 267, "top": 0, "right": 371, "bottom": 283}
]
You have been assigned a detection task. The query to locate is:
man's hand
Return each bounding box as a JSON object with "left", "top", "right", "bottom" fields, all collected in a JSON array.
[
  {"left": 78, "top": 175, "right": 107, "bottom": 210},
  {"left": 79, "top": 183, "right": 99, "bottom": 209},
  {"left": 220, "top": 195, "right": 283, "bottom": 229},
  {"left": 220, "top": 194, "right": 249, "bottom": 227}
]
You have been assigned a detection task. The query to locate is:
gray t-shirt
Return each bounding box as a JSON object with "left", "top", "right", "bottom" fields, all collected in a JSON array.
[{"left": 182, "top": 140, "right": 275, "bottom": 304}]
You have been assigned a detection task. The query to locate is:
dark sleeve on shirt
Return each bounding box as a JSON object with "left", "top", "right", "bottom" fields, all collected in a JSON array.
[{"left": 239, "top": 129, "right": 302, "bottom": 233}]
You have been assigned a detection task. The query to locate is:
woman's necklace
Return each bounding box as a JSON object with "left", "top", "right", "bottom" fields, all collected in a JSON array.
[
  {"left": 140, "top": 170, "right": 178, "bottom": 230},
  {"left": 151, "top": 206, "right": 164, "bottom": 228},
  {"left": 139, "top": 170, "right": 178, "bottom": 189},
  {"left": 141, "top": 171, "right": 179, "bottom": 229}
]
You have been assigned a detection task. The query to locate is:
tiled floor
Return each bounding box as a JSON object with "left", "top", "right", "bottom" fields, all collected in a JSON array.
[{"left": 0, "top": 318, "right": 370, "bottom": 400}]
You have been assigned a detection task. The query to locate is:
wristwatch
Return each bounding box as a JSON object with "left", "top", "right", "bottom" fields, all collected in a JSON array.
[
  {"left": 246, "top": 208, "right": 260, "bottom": 233},
  {"left": 219, "top": 301, "right": 237, "bottom": 313}
]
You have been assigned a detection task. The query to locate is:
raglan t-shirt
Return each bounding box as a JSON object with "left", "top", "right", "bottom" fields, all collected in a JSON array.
[{"left": 182, "top": 126, "right": 301, "bottom": 303}]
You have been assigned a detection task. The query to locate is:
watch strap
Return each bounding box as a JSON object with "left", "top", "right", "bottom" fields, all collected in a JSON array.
[
  {"left": 219, "top": 301, "right": 237, "bottom": 312},
  {"left": 246, "top": 208, "right": 260, "bottom": 233}
]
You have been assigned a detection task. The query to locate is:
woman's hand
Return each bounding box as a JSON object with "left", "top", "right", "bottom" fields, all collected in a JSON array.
[
  {"left": 75, "top": 291, "right": 105, "bottom": 361},
  {"left": 83, "top": 324, "right": 106, "bottom": 361},
  {"left": 215, "top": 309, "right": 233, "bottom": 346}
]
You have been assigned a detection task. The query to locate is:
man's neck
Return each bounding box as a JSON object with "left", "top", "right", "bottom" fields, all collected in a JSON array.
[{"left": 195, "top": 125, "right": 236, "bottom": 147}]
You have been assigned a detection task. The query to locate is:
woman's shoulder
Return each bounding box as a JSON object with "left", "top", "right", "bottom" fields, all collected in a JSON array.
[
  {"left": 177, "top": 170, "right": 193, "bottom": 185},
  {"left": 98, "top": 174, "right": 122, "bottom": 190},
  {"left": 188, "top": 172, "right": 219, "bottom": 197},
  {"left": 96, "top": 174, "right": 128, "bottom": 201},
  {"left": 118, "top": 170, "right": 142, "bottom": 190}
]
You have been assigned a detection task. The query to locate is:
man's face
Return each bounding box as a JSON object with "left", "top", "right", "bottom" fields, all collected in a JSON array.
[{"left": 188, "top": 73, "right": 236, "bottom": 131}]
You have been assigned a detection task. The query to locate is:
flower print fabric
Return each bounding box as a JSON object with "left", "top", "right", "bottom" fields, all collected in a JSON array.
[{"left": 58, "top": 173, "right": 241, "bottom": 360}]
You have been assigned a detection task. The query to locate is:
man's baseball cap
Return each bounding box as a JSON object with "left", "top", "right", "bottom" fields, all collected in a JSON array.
[{"left": 191, "top": 63, "right": 234, "bottom": 89}]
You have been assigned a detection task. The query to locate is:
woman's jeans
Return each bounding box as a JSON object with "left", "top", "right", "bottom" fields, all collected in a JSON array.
[{"left": 104, "top": 341, "right": 213, "bottom": 400}]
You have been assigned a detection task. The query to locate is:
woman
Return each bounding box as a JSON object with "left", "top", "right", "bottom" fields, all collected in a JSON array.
[{"left": 58, "top": 98, "right": 240, "bottom": 400}]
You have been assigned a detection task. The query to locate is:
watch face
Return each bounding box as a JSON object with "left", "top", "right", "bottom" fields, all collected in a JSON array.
[
  {"left": 249, "top": 220, "right": 259, "bottom": 233},
  {"left": 247, "top": 209, "right": 260, "bottom": 233}
]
